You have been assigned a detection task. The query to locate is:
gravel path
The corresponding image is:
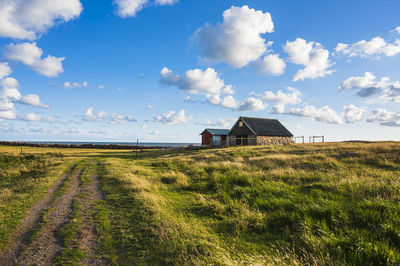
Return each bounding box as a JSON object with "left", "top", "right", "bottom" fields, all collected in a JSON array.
[
  {"left": 15, "top": 168, "right": 83, "bottom": 265},
  {"left": 0, "top": 165, "right": 77, "bottom": 266}
]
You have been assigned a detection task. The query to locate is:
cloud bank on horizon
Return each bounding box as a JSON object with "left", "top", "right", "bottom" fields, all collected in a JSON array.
[{"left": 0, "top": 1, "right": 399, "bottom": 141}]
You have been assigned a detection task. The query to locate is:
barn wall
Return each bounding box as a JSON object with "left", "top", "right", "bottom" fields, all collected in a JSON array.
[
  {"left": 201, "top": 131, "right": 213, "bottom": 146},
  {"left": 248, "top": 135, "right": 257, "bottom": 145},
  {"left": 229, "top": 120, "right": 253, "bottom": 136},
  {"left": 228, "top": 134, "right": 256, "bottom": 146},
  {"left": 229, "top": 136, "right": 292, "bottom": 146},
  {"left": 229, "top": 137, "right": 235, "bottom": 146},
  {"left": 221, "top": 135, "right": 227, "bottom": 145},
  {"left": 256, "top": 136, "right": 292, "bottom": 145}
]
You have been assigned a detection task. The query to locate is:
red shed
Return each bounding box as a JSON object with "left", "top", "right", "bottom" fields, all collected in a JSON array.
[{"left": 200, "top": 128, "right": 229, "bottom": 146}]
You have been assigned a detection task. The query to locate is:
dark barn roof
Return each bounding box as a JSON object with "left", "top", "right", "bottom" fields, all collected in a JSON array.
[
  {"left": 200, "top": 128, "right": 229, "bottom": 136},
  {"left": 234, "top": 117, "right": 293, "bottom": 137}
]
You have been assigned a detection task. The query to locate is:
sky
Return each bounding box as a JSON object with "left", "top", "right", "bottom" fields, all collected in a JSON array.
[{"left": 0, "top": 0, "right": 400, "bottom": 143}]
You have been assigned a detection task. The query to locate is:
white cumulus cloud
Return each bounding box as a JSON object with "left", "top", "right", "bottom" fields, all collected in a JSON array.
[
  {"left": 339, "top": 72, "right": 400, "bottom": 101},
  {"left": 2, "top": 87, "right": 21, "bottom": 101},
  {"left": 339, "top": 72, "right": 377, "bottom": 92},
  {"left": 380, "top": 84, "right": 400, "bottom": 103},
  {"left": 367, "top": 108, "right": 400, "bottom": 127},
  {"left": 114, "top": 0, "right": 178, "bottom": 17},
  {"left": 203, "top": 91, "right": 269, "bottom": 112},
  {"left": 193, "top": 5, "right": 274, "bottom": 68},
  {"left": 237, "top": 97, "right": 267, "bottom": 111},
  {"left": 183, "top": 96, "right": 196, "bottom": 103},
  {"left": 64, "top": 81, "right": 88, "bottom": 89},
  {"left": 20, "top": 94, "right": 49, "bottom": 108},
  {"left": 0, "top": 110, "right": 16, "bottom": 119},
  {"left": 83, "top": 107, "right": 107, "bottom": 122},
  {"left": 1, "top": 77, "right": 21, "bottom": 101},
  {"left": 153, "top": 109, "right": 189, "bottom": 124},
  {"left": 255, "top": 53, "right": 286, "bottom": 75},
  {"left": 1, "top": 76, "right": 18, "bottom": 88},
  {"left": 0, "top": 75, "right": 17, "bottom": 119},
  {"left": 110, "top": 113, "right": 137, "bottom": 124},
  {"left": 262, "top": 87, "right": 301, "bottom": 113},
  {"left": 221, "top": 95, "right": 238, "bottom": 109},
  {"left": 198, "top": 117, "right": 237, "bottom": 128},
  {"left": 160, "top": 67, "right": 232, "bottom": 96},
  {"left": 215, "top": 117, "right": 237, "bottom": 128},
  {"left": 288, "top": 105, "right": 342, "bottom": 124},
  {"left": 343, "top": 104, "right": 366, "bottom": 123},
  {"left": 0, "top": 74, "right": 49, "bottom": 120},
  {"left": 284, "top": 38, "right": 334, "bottom": 81},
  {"left": 155, "top": 0, "right": 178, "bottom": 5},
  {"left": 0, "top": 0, "right": 82, "bottom": 40},
  {"left": 160, "top": 67, "right": 243, "bottom": 110},
  {"left": 20, "top": 112, "right": 41, "bottom": 122},
  {"left": 206, "top": 94, "right": 221, "bottom": 105},
  {"left": 335, "top": 36, "right": 400, "bottom": 58},
  {"left": 0, "top": 96, "right": 15, "bottom": 111},
  {"left": 114, "top": 0, "right": 148, "bottom": 17},
  {"left": 0, "top": 62, "right": 12, "bottom": 79},
  {"left": 4, "top": 42, "right": 65, "bottom": 77}
]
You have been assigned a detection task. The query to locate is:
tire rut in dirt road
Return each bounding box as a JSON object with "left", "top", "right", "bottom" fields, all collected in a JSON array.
[
  {"left": 15, "top": 168, "right": 83, "bottom": 265},
  {"left": 0, "top": 165, "right": 77, "bottom": 266},
  {"left": 79, "top": 172, "right": 107, "bottom": 265},
  {"left": 53, "top": 161, "right": 107, "bottom": 265}
]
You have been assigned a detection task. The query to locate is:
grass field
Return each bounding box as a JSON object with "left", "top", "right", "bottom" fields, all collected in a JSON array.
[{"left": 0, "top": 142, "right": 399, "bottom": 264}]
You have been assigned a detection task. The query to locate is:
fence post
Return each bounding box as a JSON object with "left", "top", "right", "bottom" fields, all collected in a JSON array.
[{"left": 136, "top": 139, "right": 139, "bottom": 160}]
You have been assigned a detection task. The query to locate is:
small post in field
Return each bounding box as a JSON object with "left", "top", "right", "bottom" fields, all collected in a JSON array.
[
  {"left": 20, "top": 143, "right": 23, "bottom": 155},
  {"left": 136, "top": 139, "right": 139, "bottom": 160}
]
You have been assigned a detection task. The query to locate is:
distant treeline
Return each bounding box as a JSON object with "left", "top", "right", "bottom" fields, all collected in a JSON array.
[{"left": 0, "top": 141, "right": 178, "bottom": 150}]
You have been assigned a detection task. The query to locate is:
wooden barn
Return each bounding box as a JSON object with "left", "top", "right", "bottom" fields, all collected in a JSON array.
[
  {"left": 228, "top": 117, "right": 293, "bottom": 146},
  {"left": 200, "top": 128, "right": 229, "bottom": 146}
]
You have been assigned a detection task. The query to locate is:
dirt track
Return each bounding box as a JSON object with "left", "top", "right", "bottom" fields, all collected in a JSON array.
[
  {"left": 16, "top": 168, "right": 83, "bottom": 265},
  {"left": 0, "top": 165, "right": 77, "bottom": 265},
  {"left": 79, "top": 173, "right": 106, "bottom": 265},
  {"left": 0, "top": 161, "right": 106, "bottom": 265}
]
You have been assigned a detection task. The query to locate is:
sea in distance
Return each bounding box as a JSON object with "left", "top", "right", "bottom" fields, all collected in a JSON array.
[{"left": 23, "top": 141, "right": 200, "bottom": 148}]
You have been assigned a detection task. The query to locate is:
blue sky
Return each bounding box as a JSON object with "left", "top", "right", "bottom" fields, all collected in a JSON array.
[{"left": 0, "top": 0, "right": 400, "bottom": 142}]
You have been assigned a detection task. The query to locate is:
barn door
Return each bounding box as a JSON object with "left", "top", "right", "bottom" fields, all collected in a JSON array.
[
  {"left": 243, "top": 135, "right": 248, "bottom": 145},
  {"left": 236, "top": 135, "right": 242, "bottom": 145},
  {"left": 212, "top": 136, "right": 221, "bottom": 146},
  {"left": 236, "top": 135, "right": 248, "bottom": 145}
]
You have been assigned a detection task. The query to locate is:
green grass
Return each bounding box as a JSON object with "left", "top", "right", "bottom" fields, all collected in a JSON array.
[
  {"left": 0, "top": 152, "right": 74, "bottom": 250},
  {"left": 99, "top": 142, "right": 400, "bottom": 264},
  {"left": 1, "top": 142, "right": 400, "bottom": 264}
]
